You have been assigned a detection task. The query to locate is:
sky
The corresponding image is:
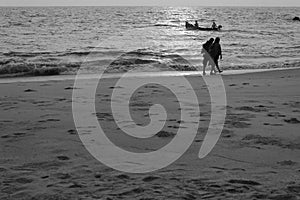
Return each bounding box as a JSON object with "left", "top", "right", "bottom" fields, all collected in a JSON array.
[{"left": 0, "top": 0, "right": 299, "bottom": 7}]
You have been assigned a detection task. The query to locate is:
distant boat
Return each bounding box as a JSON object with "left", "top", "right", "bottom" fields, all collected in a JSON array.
[
  {"left": 185, "top": 22, "right": 222, "bottom": 31},
  {"left": 292, "top": 16, "right": 300, "bottom": 21}
]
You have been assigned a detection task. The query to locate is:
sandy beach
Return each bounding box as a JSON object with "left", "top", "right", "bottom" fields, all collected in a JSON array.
[{"left": 0, "top": 68, "right": 300, "bottom": 200}]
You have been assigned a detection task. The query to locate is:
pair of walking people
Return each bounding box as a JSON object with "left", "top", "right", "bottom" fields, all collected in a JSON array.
[{"left": 202, "top": 37, "right": 223, "bottom": 75}]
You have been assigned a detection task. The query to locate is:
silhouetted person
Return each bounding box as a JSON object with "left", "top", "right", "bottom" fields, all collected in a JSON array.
[
  {"left": 209, "top": 37, "right": 223, "bottom": 74},
  {"left": 212, "top": 21, "right": 217, "bottom": 29},
  {"left": 195, "top": 21, "right": 199, "bottom": 28},
  {"left": 185, "top": 21, "right": 189, "bottom": 28},
  {"left": 201, "top": 38, "right": 214, "bottom": 75}
]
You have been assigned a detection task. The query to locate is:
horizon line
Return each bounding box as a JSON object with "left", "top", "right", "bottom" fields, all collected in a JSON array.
[{"left": 0, "top": 5, "right": 299, "bottom": 7}]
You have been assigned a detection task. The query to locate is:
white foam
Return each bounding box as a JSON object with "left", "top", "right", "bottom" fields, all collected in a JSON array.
[{"left": 0, "top": 67, "right": 299, "bottom": 84}]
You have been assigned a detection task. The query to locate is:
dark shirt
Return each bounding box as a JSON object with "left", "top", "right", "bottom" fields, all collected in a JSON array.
[
  {"left": 202, "top": 42, "right": 211, "bottom": 54},
  {"left": 212, "top": 23, "right": 217, "bottom": 29},
  {"left": 209, "top": 43, "right": 222, "bottom": 59}
]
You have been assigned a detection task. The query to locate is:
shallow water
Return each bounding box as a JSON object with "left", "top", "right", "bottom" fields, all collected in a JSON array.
[
  {"left": 0, "top": 6, "right": 299, "bottom": 76},
  {"left": 1, "top": 67, "right": 299, "bottom": 84}
]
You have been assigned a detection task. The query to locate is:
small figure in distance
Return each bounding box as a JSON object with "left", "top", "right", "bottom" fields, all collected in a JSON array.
[
  {"left": 209, "top": 37, "right": 223, "bottom": 74},
  {"left": 201, "top": 38, "right": 214, "bottom": 76},
  {"left": 212, "top": 21, "right": 217, "bottom": 29},
  {"left": 293, "top": 16, "right": 300, "bottom": 21},
  {"left": 195, "top": 20, "right": 199, "bottom": 28},
  {"left": 185, "top": 21, "right": 193, "bottom": 29}
]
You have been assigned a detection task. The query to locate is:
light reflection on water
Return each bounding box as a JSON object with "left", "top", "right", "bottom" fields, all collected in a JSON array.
[{"left": 0, "top": 6, "right": 299, "bottom": 76}]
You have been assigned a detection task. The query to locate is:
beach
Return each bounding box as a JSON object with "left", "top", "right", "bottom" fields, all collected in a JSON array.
[{"left": 0, "top": 68, "right": 299, "bottom": 199}]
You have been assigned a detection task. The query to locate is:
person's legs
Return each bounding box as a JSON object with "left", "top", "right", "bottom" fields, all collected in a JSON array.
[
  {"left": 209, "top": 57, "right": 217, "bottom": 75},
  {"left": 203, "top": 55, "right": 208, "bottom": 75},
  {"left": 210, "top": 62, "right": 216, "bottom": 75},
  {"left": 214, "top": 58, "right": 222, "bottom": 73}
]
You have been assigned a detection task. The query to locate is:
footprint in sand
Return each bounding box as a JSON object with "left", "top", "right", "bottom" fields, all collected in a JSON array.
[
  {"left": 226, "top": 121, "right": 251, "bottom": 128},
  {"left": 39, "top": 118, "right": 60, "bottom": 123},
  {"left": 225, "top": 112, "right": 255, "bottom": 129},
  {"left": 221, "top": 129, "right": 235, "bottom": 138},
  {"left": 24, "top": 89, "right": 36, "bottom": 92},
  {"left": 47, "top": 118, "right": 60, "bottom": 122},
  {"left": 228, "top": 179, "right": 261, "bottom": 186},
  {"left": 117, "top": 187, "right": 145, "bottom": 196},
  {"left": 67, "top": 129, "right": 77, "bottom": 135},
  {"left": 269, "top": 194, "right": 298, "bottom": 200},
  {"left": 55, "top": 98, "right": 67, "bottom": 101},
  {"left": 156, "top": 131, "right": 175, "bottom": 138},
  {"left": 168, "top": 125, "right": 187, "bottom": 129},
  {"left": 55, "top": 173, "right": 72, "bottom": 180},
  {"left": 236, "top": 106, "right": 267, "bottom": 112},
  {"left": 1, "top": 132, "right": 29, "bottom": 139},
  {"left": 152, "top": 89, "right": 162, "bottom": 93},
  {"left": 287, "top": 185, "right": 300, "bottom": 193},
  {"left": 263, "top": 123, "right": 284, "bottom": 126},
  {"left": 115, "top": 174, "right": 130, "bottom": 179},
  {"left": 15, "top": 177, "right": 34, "bottom": 184},
  {"left": 40, "top": 83, "right": 51, "bottom": 86},
  {"left": 210, "top": 166, "right": 245, "bottom": 172},
  {"left": 283, "top": 101, "right": 300, "bottom": 108},
  {"left": 64, "top": 86, "right": 79, "bottom": 90},
  {"left": 94, "top": 172, "right": 102, "bottom": 179},
  {"left": 144, "top": 85, "right": 159, "bottom": 89},
  {"left": 242, "top": 134, "right": 300, "bottom": 149},
  {"left": 95, "top": 112, "right": 114, "bottom": 121},
  {"left": 13, "top": 132, "right": 27, "bottom": 136},
  {"left": 277, "top": 160, "right": 297, "bottom": 166},
  {"left": 109, "top": 86, "right": 123, "bottom": 89},
  {"left": 284, "top": 118, "right": 300, "bottom": 124},
  {"left": 57, "top": 156, "right": 70, "bottom": 161},
  {"left": 0, "top": 167, "right": 8, "bottom": 173},
  {"left": 267, "top": 112, "right": 286, "bottom": 118},
  {"left": 68, "top": 182, "right": 85, "bottom": 188},
  {"left": 256, "top": 105, "right": 269, "bottom": 108},
  {"left": 142, "top": 175, "right": 161, "bottom": 182},
  {"left": 181, "top": 193, "right": 196, "bottom": 199}
]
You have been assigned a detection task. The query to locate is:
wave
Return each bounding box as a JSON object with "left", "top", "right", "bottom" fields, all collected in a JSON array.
[
  {"left": 0, "top": 64, "right": 67, "bottom": 77},
  {"left": 224, "top": 60, "right": 300, "bottom": 70},
  {"left": 2, "top": 50, "right": 126, "bottom": 58},
  {"left": 1, "top": 44, "right": 300, "bottom": 77},
  {"left": 2, "top": 51, "right": 57, "bottom": 58},
  {"left": 0, "top": 50, "right": 199, "bottom": 77},
  {"left": 153, "top": 24, "right": 178, "bottom": 27},
  {"left": 236, "top": 55, "right": 279, "bottom": 59}
]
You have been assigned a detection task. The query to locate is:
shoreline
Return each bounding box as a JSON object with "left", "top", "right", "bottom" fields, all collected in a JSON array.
[{"left": 0, "top": 66, "right": 299, "bottom": 84}]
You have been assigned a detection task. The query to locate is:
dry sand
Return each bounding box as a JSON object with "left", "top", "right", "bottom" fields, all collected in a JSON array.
[{"left": 0, "top": 68, "right": 300, "bottom": 199}]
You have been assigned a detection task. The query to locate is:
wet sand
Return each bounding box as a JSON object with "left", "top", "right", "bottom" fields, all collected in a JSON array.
[{"left": 0, "top": 68, "right": 300, "bottom": 199}]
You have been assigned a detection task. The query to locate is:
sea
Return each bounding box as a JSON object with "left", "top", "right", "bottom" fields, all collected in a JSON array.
[{"left": 0, "top": 6, "right": 299, "bottom": 77}]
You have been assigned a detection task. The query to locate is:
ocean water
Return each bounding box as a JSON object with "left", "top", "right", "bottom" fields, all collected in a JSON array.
[{"left": 0, "top": 6, "right": 299, "bottom": 76}]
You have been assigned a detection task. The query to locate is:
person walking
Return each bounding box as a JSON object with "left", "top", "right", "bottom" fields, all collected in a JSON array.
[
  {"left": 201, "top": 38, "right": 214, "bottom": 75},
  {"left": 209, "top": 37, "right": 223, "bottom": 74}
]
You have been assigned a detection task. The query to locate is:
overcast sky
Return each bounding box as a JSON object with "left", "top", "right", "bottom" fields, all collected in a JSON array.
[{"left": 0, "top": 0, "right": 299, "bottom": 7}]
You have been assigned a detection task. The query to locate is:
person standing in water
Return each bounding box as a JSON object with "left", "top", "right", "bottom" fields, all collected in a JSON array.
[
  {"left": 201, "top": 38, "right": 214, "bottom": 75},
  {"left": 212, "top": 21, "right": 217, "bottom": 29},
  {"left": 209, "top": 37, "right": 223, "bottom": 74}
]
